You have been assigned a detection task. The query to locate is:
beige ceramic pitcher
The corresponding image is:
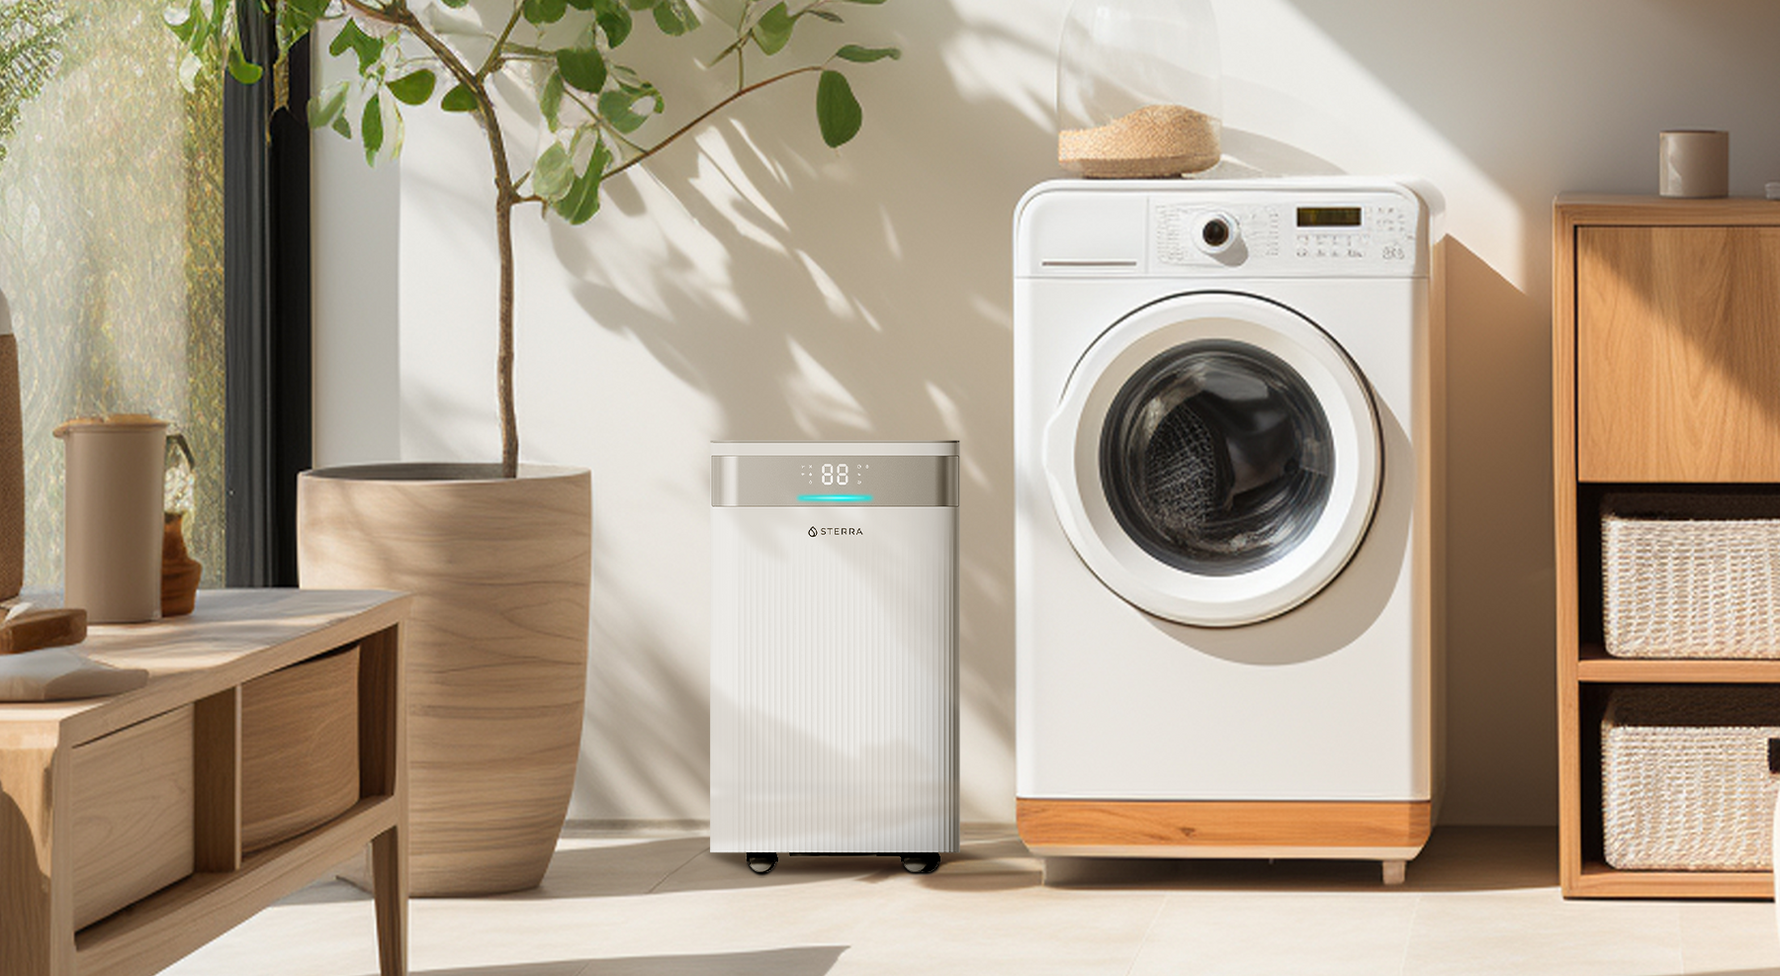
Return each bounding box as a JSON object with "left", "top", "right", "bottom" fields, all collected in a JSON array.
[{"left": 55, "top": 414, "right": 168, "bottom": 623}]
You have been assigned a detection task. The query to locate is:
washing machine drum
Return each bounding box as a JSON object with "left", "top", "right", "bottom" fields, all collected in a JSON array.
[{"left": 1044, "top": 293, "right": 1381, "bottom": 627}]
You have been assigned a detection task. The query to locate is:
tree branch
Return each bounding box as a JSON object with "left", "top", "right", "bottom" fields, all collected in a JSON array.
[
  {"left": 341, "top": 0, "right": 405, "bottom": 27},
  {"left": 476, "top": 2, "right": 527, "bottom": 82},
  {"left": 606, "top": 64, "right": 821, "bottom": 180}
]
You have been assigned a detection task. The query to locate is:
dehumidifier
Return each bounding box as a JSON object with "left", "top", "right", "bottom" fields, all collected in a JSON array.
[{"left": 709, "top": 441, "right": 959, "bottom": 875}]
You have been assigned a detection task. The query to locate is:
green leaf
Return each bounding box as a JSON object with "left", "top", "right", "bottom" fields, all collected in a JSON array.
[
  {"left": 751, "top": 2, "right": 795, "bottom": 55},
  {"left": 177, "top": 51, "right": 202, "bottom": 92},
  {"left": 598, "top": 88, "right": 654, "bottom": 133},
  {"left": 164, "top": 2, "right": 199, "bottom": 44},
  {"left": 652, "top": 0, "right": 698, "bottom": 35},
  {"left": 835, "top": 44, "right": 899, "bottom": 63},
  {"left": 623, "top": 0, "right": 654, "bottom": 10},
  {"left": 556, "top": 45, "right": 607, "bottom": 93},
  {"left": 839, "top": 0, "right": 886, "bottom": 4},
  {"left": 362, "top": 93, "right": 384, "bottom": 165},
  {"left": 539, "top": 70, "right": 565, "bottom": 129},
  {"left": 227, "top": 39, "right": 263, "bottom": 85},
  {"left": 441, "top": 83, "right": 479, "bottom": 112},
  {"left": 387, "top": 70, "right": 437, "bottom": 105},
  {"left": 611, "top": 67, "right": 664, "bottom": 111},
  {"left": 566, "top": 0, "right": 596, "bottom": 8},
  {"left": 523, "top": 0, "right": 567, "bottom": 25},
  {"left": 438, "top": 0, "right": 470, "bottom": 6},
  {"left": 329, "top": 18, "right": 384, "bottom": 74},
  {"left": 815, "top": 69, "right": 861, "bottom": 148},
  {"left": 807, "top": 9, "right": 842, "bottom": 22},
  {"left": 308, "top": 80, "right": 350, "bottom": 129},
  {"left": 594, "top": 0, "right": 633, "bottom": 47},
  {"left": 533, "top": 143, "right": 574, "bottom": 201},
  {"left": 331, "top": 114, "right": 352, "bottom": 138},
  {"left": 277, "top": 0, "right": 328, "bottom": 57},
  {"left": 554, "top": 141, "right": 612, "bottom": 224}
]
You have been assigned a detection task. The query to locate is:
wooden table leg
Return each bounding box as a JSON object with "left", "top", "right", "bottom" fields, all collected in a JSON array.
[
  {"left": 1, "top": 735, "right": 73, "bottom": 976},
  {"left": 370, "top": 823, "right": 407, "bottom": 976}
]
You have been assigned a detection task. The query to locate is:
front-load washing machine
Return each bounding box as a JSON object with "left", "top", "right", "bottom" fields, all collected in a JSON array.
[{"left": 1013, "top": 178, "right": 1443, "bottom": 881}]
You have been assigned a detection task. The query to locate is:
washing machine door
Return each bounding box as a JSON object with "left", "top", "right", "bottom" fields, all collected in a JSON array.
[{"left": 1043, "top": 292, "right": 1381, "bottom": 627}]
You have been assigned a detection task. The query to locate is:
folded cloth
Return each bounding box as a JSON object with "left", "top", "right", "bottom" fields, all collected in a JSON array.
[{"left": 0, "top": 648, "right": 147, "bottom": 702}]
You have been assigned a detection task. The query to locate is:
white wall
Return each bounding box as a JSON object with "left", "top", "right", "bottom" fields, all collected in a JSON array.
[{"left": 314, "top": 0, "right": 1780, "bottom": 825}]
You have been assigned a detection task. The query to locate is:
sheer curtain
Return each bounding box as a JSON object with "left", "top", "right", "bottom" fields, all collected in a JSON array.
[{"left": 0, "top": 0, "right": 227, "bottom": 588}]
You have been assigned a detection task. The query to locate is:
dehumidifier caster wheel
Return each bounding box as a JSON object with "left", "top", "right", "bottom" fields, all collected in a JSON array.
[
  {"left": 901, "top": 854, "right": 941, "bottom": 874},
  {"left": 1381, "top": 860, "right": 1406, "bottom": 886},
  {"left": 746, "top": 853, "right": 778, "bottom": 875}
]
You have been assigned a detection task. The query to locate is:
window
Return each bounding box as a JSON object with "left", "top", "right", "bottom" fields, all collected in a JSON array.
[{"left": 0, "top": 0, "right": 227, "bottom": 587}]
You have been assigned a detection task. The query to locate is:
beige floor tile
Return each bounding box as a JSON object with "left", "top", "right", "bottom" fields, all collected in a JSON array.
[
  {"left": 160, "top": 884, "right": 382, "bottom": 976},
  {"left": 154, "top": 826, "right": 1780, "bottom": 976},
  {"left": 1401, "top": 891, "right": 1682, "bottom": 976},
  {"left": 525, "top": 834, "right": 714, "bottom": 898},
  {"left": 1129, "top": 891, "right": 1420, "bottom": 976},
  {"left": 573, "top": 947, "right": 852, "bottom": 975},
  {"left": 1678, "top": 899, "right": 1780, "bottom": 975},
  {"left": 835, "top": 882, "right": 1167, "bottom": 975}
]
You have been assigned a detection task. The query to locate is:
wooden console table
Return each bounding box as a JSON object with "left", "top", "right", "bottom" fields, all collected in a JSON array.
[{"left": 0, "top": 588, "right": 410, "bottom": 975}]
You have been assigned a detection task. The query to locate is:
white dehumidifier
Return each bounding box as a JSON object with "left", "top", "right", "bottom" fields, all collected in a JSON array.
[{"left": 710, "top": 440, "right": 959, "bottom": 875}]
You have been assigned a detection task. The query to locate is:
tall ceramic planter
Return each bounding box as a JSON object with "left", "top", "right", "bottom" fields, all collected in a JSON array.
[{"left": 297, "top": 463, "right": 591, "bottom": 896}]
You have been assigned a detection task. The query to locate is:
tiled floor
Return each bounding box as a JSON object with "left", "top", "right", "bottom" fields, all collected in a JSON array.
[{"left": 161, "top": 825, "right": 1780, "bottom": 976}]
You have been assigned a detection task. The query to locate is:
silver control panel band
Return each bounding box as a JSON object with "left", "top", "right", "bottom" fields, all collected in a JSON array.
[{"left": 712, "top": 455, "right": 959, "bottom": 507}]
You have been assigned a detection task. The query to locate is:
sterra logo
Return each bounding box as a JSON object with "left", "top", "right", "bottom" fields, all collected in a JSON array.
[{"left": 808, "top": 526, "right": 864, "bottom": 537}]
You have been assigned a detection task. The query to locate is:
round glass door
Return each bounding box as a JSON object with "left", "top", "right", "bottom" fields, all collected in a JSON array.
[
  {"left": 1101, "top": 339, "right": 1333, "bottom": 576},
  {"left": 1044, "top": 293, "right": 1380, "bottom": 626}
]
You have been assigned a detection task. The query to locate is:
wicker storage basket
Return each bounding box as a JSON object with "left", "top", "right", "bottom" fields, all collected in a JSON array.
[
  {"left": 1603, "top": 494, "right": 1780, "bottom": 658},
  {"left": 1600, "top": 685, "right": 1780, "bottom": 871}
]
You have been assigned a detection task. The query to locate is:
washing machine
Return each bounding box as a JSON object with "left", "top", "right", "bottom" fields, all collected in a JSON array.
[{"left": 1013, "top": 177, "right": 1443, "bottom": 879}]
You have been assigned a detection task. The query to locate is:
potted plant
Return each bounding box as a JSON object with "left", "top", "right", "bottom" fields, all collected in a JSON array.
[{"left": 174, "top": 0, "right": 898, "bottom": 895}]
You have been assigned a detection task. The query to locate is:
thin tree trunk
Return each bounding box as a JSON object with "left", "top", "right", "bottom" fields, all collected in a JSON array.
[
  {"left": 382, "top": 3, "right": 522, "bottom": 477},
  {"left": 496, "top": 194, "right": 516, "bottom": 477}
]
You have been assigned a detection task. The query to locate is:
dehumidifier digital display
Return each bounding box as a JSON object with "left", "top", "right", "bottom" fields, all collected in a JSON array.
[{"left": 799, "top": 460, "right": 872, "bottom": 503}]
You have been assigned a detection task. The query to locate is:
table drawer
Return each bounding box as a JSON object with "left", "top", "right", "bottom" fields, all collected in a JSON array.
[
  {"left": 241, "top": 645, "right": 360, "bottom": 851},
  {"left": 69, "top": 706, "right": 195, "bottom": 930}
]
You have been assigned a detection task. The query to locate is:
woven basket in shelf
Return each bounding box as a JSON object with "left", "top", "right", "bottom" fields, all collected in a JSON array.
[
  {"left": 1601, "top": 685, "right": 1780, "bottom": 871},
  {"left": 1603, "top": 494, "right": 1780, "bottom": 659}
]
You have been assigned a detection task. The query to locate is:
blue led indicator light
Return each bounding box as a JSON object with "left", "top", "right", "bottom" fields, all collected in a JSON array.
[{"left": 798, "top": 494, "right": 873, "bottom": 503}]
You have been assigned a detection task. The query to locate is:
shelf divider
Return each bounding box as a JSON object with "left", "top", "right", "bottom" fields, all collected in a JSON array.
[{"left": 1578, "top": 644, "right": 1780, "bottom": 683}]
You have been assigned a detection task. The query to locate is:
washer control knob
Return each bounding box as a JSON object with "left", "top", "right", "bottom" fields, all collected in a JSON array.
[{"left": 1197, "top": 211, "right": 1239, "bottom": 255}]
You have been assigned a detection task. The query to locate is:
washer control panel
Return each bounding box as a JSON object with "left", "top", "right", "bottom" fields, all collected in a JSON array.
[
  {"left": 1151, "top": 192, "right": 1421, "bottom": 274},
  {"left": 1014, "top": 181, "right": 1429, "bottom": 278}
]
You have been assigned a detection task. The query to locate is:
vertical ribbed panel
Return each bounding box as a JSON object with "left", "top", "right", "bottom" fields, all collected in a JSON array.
[{"left": 711, "top": 505, "right": 958, "bottom": 854}]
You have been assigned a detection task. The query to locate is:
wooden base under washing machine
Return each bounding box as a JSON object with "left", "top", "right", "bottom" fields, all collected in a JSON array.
[{"left": 1016, "top": 798, "right": 1432, "bottom": 885}]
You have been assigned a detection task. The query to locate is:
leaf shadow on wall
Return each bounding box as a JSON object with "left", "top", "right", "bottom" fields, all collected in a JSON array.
[{"left": 524, "top": 2, "right": 1054, "bottom": 820}]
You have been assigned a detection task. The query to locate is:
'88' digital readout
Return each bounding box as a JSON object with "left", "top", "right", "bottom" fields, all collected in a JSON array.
[{"left": 799, "top": 461, "right": 870, "bottom": 488}]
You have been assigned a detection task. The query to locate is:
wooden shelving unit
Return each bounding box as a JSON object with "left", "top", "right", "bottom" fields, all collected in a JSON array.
[{"left": 1554, "top": 194, "right": 1780, "bottom": 899}]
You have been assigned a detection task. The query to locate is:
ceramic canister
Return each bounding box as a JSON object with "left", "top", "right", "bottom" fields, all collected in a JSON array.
[
  {"left": 55, "top": 415, "right": 168, "bottom": 623},
  {"left": 1659, "top": 130, "right": 1730, "bottom": 198}
]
